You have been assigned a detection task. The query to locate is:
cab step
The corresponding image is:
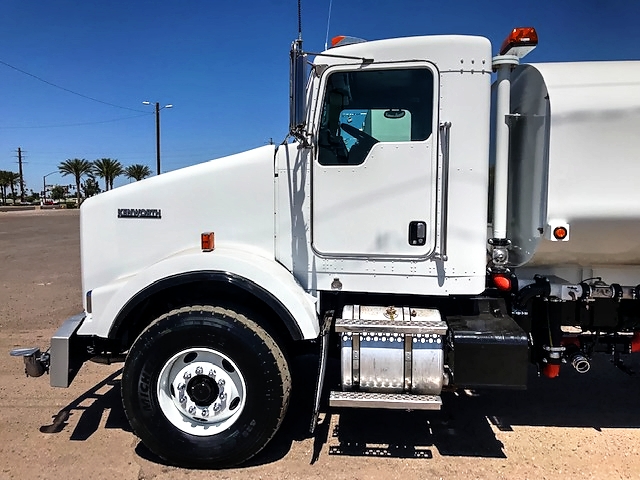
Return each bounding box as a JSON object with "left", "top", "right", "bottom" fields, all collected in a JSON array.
[{"left": 329, "top": 391, "right": 442, "bottom": 410}]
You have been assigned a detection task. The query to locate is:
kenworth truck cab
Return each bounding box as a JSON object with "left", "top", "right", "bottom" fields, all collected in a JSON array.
[{"left": 12, "top": 28, "right": 640, "bottom": 468}]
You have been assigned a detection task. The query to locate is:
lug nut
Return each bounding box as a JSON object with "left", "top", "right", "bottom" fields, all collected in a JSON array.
[
  {"left": 213, "top": 402, "right": 221, "bottom": 412},
  {"left": 201, "top": 408, "right": 209, "bottom": 417},
  {"left": 218, "top": 379, "right": 225, "bottom": 386},
  {"left": 195, "top": 366, "right": 203, "bottom": 375},
  {"left": 183, "top": 372, "right": 192, "bottom": 380},
  {"left": 208, "top": 369, "right": 216, "bottom": 377},
  {"left": 179, "top": 395, "right": 186, "bottom": 404},
  {"left": 188, "top": 406, "right": 196, "bottom": 414},
  {"left": 178, "top": 383, "right": 185, "bottom": 390},
  {"left": 219, "top": 392, "right": 227, "bottom": 401}
]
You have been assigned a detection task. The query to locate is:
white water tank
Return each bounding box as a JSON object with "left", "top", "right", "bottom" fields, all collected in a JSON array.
[{"left": 505, "top": 61, "right": 640, "bottom": 272}]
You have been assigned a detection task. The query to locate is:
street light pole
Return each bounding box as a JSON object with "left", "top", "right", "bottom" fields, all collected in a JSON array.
[
  {"left": 143, "top": 101, "right": 173, "bottom": 175},
  {"left": 43, "top": 171, "right": 57, "bottom": 203},
  {"left": 155, "top": 102, "right": 161, "bottom": 176}
]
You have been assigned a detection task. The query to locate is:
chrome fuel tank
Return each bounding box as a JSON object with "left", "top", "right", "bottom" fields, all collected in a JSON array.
[{"left": 337, "top": 305, "right": 447, "bottom": 395}]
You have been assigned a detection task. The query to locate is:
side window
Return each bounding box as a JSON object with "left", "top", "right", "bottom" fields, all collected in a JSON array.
[{"left": 318, "top": 68, "right": 433, "bottom": 166}]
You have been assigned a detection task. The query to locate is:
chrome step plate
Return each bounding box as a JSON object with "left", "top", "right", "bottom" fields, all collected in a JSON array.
[
  {"left": 329, "top": 391, "right": 442, "bottom": 410},
  {"left": 336, "top": 305, "right": 446, "bottom": 334},
  {"left": 335, "top": 317, "right": 447, "bottom": 335}
]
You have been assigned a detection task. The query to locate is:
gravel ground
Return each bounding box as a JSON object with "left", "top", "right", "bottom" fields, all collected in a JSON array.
[{"left": 1, "top": 209, "right": 639, "bottom": 480}]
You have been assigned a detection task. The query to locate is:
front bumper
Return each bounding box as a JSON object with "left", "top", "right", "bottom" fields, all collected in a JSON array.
[{"left": 50, "top": 312, "right": 87, "bottom": 387}]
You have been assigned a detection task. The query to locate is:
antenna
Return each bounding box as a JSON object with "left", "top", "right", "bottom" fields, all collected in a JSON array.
[
  {"left": 297, "top": 0, "right": 302, "bottom": 40},
  {"left": 324, "top": 0, "right": 334, "bottom": 50}
]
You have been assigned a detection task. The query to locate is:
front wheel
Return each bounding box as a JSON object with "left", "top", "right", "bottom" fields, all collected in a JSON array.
[{"left": 121, "top": 305, "right": 291, "bottom": 468}]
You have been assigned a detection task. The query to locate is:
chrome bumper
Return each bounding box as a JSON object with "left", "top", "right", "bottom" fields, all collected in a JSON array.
[{"left": 50, "top": 312, "right": 86, "bottom": 387}]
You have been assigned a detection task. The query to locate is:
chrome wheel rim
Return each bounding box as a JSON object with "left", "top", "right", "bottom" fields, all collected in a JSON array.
[{"left": 157, "top": 347, "right": 246, "bottom": 436}]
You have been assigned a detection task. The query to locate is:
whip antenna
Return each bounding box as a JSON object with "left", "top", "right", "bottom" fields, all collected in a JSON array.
[
  {"left": 324, "top": 0, "right": 333, "bottom": 50},
  {"left": 297, "top": 0, "right": 303, "bottom": 40}
]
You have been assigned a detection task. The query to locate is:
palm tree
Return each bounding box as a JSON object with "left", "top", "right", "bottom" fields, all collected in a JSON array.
[
  {"left": 0, "top": 170, "right": 12, "bottom": 205},
  {"left": 124, "top": 164, "right": 152, "bottom": 182},
  {"left": 93, "top": 158, "right": 123, "bottom": 191},
  {"left": 59, "top": 158, "right": 93, "bottom": 205},
  {"left": 7, "top": 172, "right": 20, "bottom": 201}
]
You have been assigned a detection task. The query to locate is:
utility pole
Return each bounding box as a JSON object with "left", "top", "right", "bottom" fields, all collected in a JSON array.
[
  {"left": 17, "top": 147, "right": 25, "bottom": 203},
  {"left": 142, "top": 101, "right": 172, "bottom": 176}
]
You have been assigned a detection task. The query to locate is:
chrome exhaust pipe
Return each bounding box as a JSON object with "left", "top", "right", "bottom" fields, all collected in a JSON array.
[{"left": 570, "top": 352, "right": 590, "bottom": 374}]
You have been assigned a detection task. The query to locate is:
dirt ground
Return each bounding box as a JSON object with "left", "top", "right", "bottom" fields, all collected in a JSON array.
[{"left": 2, "top": 209, "right": 640, "bottom": 480}]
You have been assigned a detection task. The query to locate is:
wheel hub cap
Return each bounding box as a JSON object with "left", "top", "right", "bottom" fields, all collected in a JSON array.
[{"left": 187, "top": 375, "right": 220, "bottom": 406}]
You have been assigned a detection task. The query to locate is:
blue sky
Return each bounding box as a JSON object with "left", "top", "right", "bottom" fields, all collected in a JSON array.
[{"left": 1, "top": 0, "right": 638, "bottom": 193}]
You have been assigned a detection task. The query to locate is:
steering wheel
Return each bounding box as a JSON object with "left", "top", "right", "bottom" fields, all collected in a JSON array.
[{"left": 340, "top": 122, "right": 378, "bottom": 144}]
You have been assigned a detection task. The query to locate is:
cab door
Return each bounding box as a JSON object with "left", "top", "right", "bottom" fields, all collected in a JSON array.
[{"left": 312, "top": 63, "right": 439, "bottom": 258}]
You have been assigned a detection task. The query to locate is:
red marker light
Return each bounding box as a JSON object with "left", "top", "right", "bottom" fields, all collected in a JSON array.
[
  {"left": 542, "top": 363, "right": 560, "bottom": 379},
  {"left": 493, "top": 275, "right": 512, "bottom": 292}
]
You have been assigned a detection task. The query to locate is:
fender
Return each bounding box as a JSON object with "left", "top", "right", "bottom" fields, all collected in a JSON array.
[{"left": 77, "top": 247, "right": 320, "bottom": 340}]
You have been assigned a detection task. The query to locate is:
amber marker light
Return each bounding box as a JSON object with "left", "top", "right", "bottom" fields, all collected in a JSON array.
[
  {"left": 499, "top": 27, "right": 538, "bottom": 57},
  {"left": 330, "top": 35, "right": 366, "bottom": 48},
  {"left": 331, "top": 35, "right": 346, "bottom": 47},
  {"left": 553, "top": 226, "right": 568, "bottom": 240},
  {"left": 201, "top": 232, "right": 215, "bottom": 252}
]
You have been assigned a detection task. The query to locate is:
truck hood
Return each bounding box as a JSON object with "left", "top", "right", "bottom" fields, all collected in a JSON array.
[{"left": 80, "top": 145, "right": 276, "bottom": 296}]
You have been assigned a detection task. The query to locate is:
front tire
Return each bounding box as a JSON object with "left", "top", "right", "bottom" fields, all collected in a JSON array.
[{"left": 121, "top": 305, "right": 291, "bottom": 468}]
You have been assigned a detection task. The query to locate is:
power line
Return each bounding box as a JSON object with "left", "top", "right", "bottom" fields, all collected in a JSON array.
[
  {"left": 0, "top": 59, "right": 148, "bottom": 113},
  {"left": 0, "top": 112, "right": 153, "bottom": 129}
]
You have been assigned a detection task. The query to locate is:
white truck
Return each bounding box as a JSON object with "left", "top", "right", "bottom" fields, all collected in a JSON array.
[{"left": 12, "top": 27, "right": 640, "bottom": 468}]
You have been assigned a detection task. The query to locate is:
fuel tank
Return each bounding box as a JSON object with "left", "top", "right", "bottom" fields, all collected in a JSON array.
[{"left": 504, "top": 61, "right": 640, "bottom": 269}]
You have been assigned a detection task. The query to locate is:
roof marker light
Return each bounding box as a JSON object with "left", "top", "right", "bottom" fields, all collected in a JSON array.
[
  {"left": 330, "top": 35, "right": 367, "bottom": 48},
  {"left": 499, "top": 27, "right": 538, "bottom": 58}
]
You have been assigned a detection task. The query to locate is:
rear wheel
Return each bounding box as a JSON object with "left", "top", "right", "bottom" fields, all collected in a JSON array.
[{"left": 122, "top": 305, "right": 291, "bottom": 468}]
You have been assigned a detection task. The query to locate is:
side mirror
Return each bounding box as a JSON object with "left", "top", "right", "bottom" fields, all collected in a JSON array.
[{"left": 289, "top": 39, "right": 307, "bottom": 138}]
